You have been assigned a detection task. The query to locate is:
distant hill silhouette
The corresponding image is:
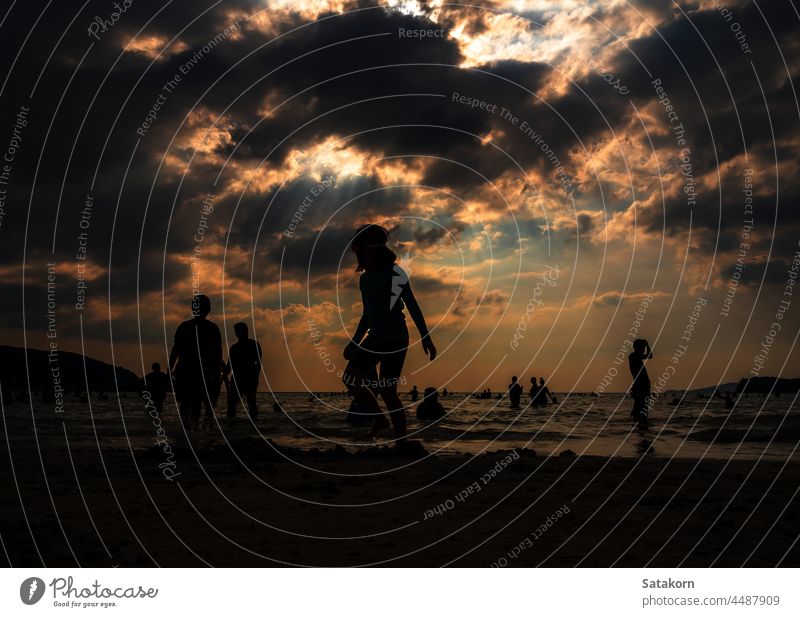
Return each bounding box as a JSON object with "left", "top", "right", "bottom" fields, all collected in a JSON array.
[
  {"left": 665, "top": 378, "right": 798, "bottom": 397},
  {"left": 734, "top": 376, "right": 800, "bottom": 395},
  {"left": 0, "top": 346, "right": 140, "bottom": 392},
  {"left": 669, "top": 382, "right": 740, "bottom": 396}
]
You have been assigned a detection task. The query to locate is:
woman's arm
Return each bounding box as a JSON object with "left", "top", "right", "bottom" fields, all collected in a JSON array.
[
  {"left": 352, "top": 313, "right": 368, "bottom": 344},
  {"left": 168, "top": 344, "right": 179, "bottom": 373},
  {"left": 168, "top": 325, "right": 182, "bottom": 373},
  {"left": 344, "top": 314, "right": 369, "bottom": 360},
  {"left": 345, "top": 276, "right": 370, "bottom": 360},
  {"left": 401, "top": 282, "right": 429, "bottom": 338},
  {"left": 402, "top": 282, "right": 437, "bottom": 360}
]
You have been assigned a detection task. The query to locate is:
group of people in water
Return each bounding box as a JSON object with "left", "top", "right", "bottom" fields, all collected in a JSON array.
[
  {"left": 505, "top": 376, "right": 557, "bottom": 409},
  {"left": 152, "top": 223, "right": 659, "bottom": 446}
]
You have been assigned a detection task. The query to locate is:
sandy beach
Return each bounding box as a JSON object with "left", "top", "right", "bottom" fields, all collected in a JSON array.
[{"left": 2, "top": 427, "right": 798, "bottom": 567}]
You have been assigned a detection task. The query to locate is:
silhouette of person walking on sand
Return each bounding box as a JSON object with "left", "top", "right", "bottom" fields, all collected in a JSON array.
[
  {"left": 507, "top": 376, "right": 522, "bottom": 409},
  {"left": 225, "top": 322, "right": 262, "bottom": 420},
  {"left": 628, "top": 338, "right": 653, "bottom": 422},
  {"left": 342, "top": 224, "right": 436, "bottom": 450},
  {"left": 143, "top": 362, "right": 170, "bottom": 415},
  {"left": 169, "top": 294, "right": 222, "bottom": 427}
]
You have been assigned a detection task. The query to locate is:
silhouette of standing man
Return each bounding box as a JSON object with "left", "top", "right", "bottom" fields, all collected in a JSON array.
[
  {"left": 226, "top": 322, "right": 262, "bottom": 419},
  {"left": 169, "top": 295, "right": 222, "bottom": 426},
  {"left": 143, "top": 362, "right": 170, "bottom": 415}
]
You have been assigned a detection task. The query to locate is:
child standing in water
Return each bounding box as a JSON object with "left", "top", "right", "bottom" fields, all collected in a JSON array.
[
  {"left": 628, "top": 338, "right": 653, "bottom": 422},
  {"left": 342, "top": 224, "right": 437, "bottom": 448}
]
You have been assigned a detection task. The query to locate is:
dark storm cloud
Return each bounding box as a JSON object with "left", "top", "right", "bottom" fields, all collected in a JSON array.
[
  {"left": 577, "top": 213, "right": 595, "bottom": 235},
  {"left": 609, "top": 0, "right": 799, "bottom": 167},
  {"left": 722, "top": 254, "right": 800, "bottom": 289},
  {"left": 264, "top": 224, "right": 356, "bottom": 285},
  {"left": 582, "top": 0, "right": 800, "bottom": 272},
  {"left": 1, "top": 2, "right": 466, "bottom": 340},
  {"left": 2, "top": 0, "right": 799, "bottom": 352},
  {"left": 408, "top": 206, "right": 469, "bottom": 248}
]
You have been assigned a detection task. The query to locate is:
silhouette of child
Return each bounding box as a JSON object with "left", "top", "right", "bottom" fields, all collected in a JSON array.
[
  {"left": 143, "top": 362, "right": 170, "bottom": 414},
  {"left": 416, "top": 387, "right": 445, "bottom": 420},
  {"left": 342, "top": 224, "right": 436, "bottom": 449},
  {"left": 507, "top": 376, "right": 523, "bottom": 409},
  {"left": 226, "top": 322, "right": 262, "bottom": 420},
  {"left": 347, "top": 368, "right": 380, "bottom": 425}
]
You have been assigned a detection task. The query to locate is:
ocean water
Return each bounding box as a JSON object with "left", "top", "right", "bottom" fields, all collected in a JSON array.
[{"left": 5, "top": 391, "right": 798, "bottom": 461}]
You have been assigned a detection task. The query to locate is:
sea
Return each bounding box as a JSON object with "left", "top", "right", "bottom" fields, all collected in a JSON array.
[{"left": 5, "top": 390, "right": 799, "bottom": 461}]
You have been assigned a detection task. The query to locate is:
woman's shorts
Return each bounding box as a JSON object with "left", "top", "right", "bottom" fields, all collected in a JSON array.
[{"left": 346, "top": 336, "right": 409, "bottom": 389}]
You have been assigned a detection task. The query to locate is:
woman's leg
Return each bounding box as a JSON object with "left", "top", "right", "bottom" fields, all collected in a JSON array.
[
  {"left": 343, "top": 363, "right": 387, "bottom": 436},
  {"left": 640, "top": 393, "right": 652, "bottom": 420},
  {"left": 632, "top": 394, "right": 647, "bottom": 420},
  {"left": 380, "top": 385, "right": 406, "bottom": 442},
  {"left": 376, "top": 344, "right": 409, "bottom": 443},
  {"left": 246, "top": 386, "right": 258, "bottom": 419},
  {"left": 630, "top": 394, "right": 640, "bottom": 418},
  {"left": 227, "top": 381, "right": 240, "bottom": 418}
]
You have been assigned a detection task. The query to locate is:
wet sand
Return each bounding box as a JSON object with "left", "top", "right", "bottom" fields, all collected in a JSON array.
[{"left": 1, "top": 436, "right": 798, "bottom": 567}]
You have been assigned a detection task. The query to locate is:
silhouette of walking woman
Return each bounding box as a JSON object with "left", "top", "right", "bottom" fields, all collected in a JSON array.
[
  {"left": 628, "top": 338, "right": 652, "bottom": 422},
  {"left": 342, "top": 224, "right": 436, "bottom": 449}
]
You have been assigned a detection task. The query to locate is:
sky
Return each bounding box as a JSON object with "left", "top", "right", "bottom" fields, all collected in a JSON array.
[{"left": 1, "top": 0, "right": 799, "bottom": 392}]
